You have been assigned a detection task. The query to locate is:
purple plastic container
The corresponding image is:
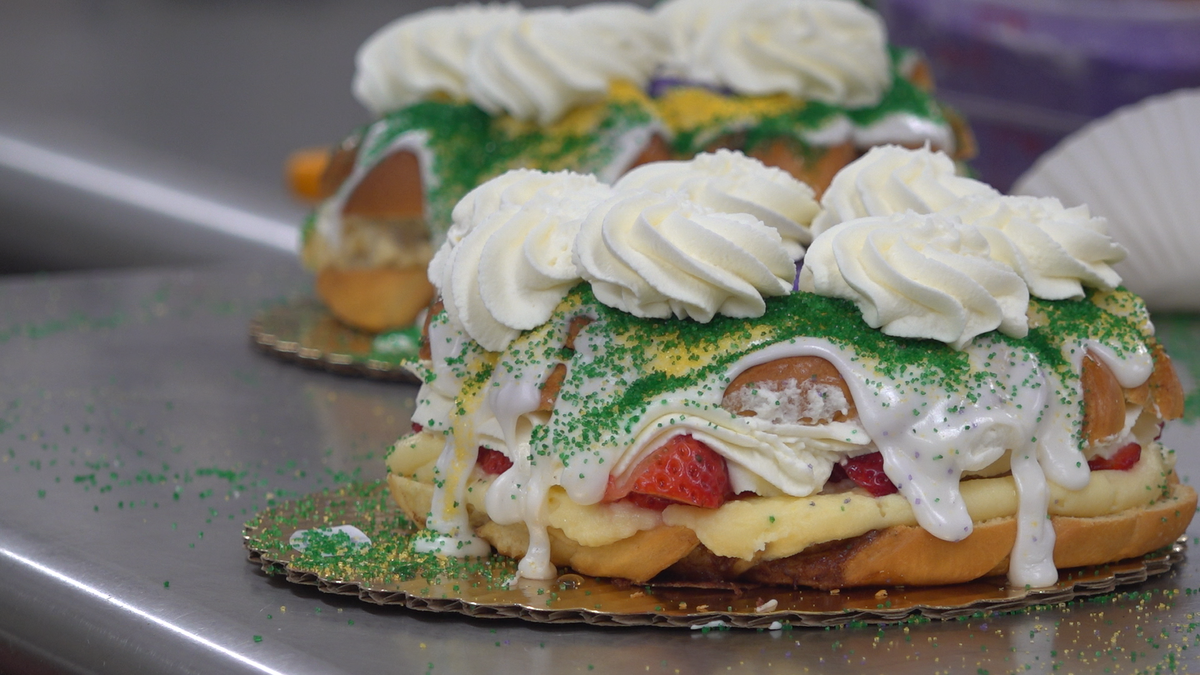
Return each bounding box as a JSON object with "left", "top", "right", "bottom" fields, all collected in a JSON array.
[{"left": 875, "top": 0, "right": 1200, "bottom": 191}]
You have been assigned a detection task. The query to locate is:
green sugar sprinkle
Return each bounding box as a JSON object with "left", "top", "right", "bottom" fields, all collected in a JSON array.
[
  {"left": 306, "top": 47, "right": 948, "bottom": 250},
  {"left": 423, "top": 285, "right": 1159, "bottom": 472},
  {"left": 244, "top": 481, "right": 519, "bottom": 589},
  {"left": 312, "top": 93, "right": 655, "bottom": 248}
]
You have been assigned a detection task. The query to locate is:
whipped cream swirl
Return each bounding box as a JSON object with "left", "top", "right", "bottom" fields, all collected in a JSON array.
[
  {"left": 353, "top": 3, "right": 522, "bottom": 116},
  {"left": 614, "top": 149, "right": 819, "bottom": 259},
  {"left": 654, "top": 0, "right": 727, "bottom": 76},
  {"left": 575, "top": 190, "right": 796, "bottom": 322},
  {"left": 656, "top": 0, "right": 891, "bottom": 108},
  {"left": 433, "top": 152, "right": 808, "bottom": 350},
  {"left": 466, "top": 4, "right": 666, "bottom": 124},
  {"left": 812, "top": 145, "right": 997, "bottom": 236},
  {"left": 799, "top": 211, "right": 1029, "bottom": 349},
  {"left": 433, "top": 171, "right": 614, "bottom": 352},
  {"left": 942, "top": 195, "right": 1126, "bottom": 300}
]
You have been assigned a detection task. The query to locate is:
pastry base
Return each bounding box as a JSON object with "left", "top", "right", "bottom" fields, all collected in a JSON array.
[
  {"left": 315, "top": 266, "right": 435, "bottom": 334},
  {"left": 244, "top": 481, "right": 1188, "bottom": 629}
]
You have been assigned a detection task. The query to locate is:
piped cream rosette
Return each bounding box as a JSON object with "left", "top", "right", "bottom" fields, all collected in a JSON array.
[
  {"left": 392, "top": 147, "right": 1188, "bottom": 590},
  {"left": 355, "top": 0, "right": 897, "bottom": 122},
  {"left": 430, "top": 151, "right": 817, "bottom": 351},
  {"left": 614, "top": 149, "right": 819, "bottom": 260},
  {"left": 801, "top": 144, "right": 1129, "bottom": 348},
  {"left": 655, "top": 0, "right": 891, "bottom": 108},
  {"left": 800, "top": 211, "right": 1030, "bottom": 349},
  {"left": 353, "top": 3, "right": 523, "bottom": 116},
  {"left": 355, "top": 1, "right": 667, "bottom": 124}
]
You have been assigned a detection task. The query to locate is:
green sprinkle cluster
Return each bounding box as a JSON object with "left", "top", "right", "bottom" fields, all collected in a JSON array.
[
  {"left": 423, "top": 283, "right": 1162, "bottom": 474},
  {"left": 245, "top": 481, "right": 519, "bottom": 588}
]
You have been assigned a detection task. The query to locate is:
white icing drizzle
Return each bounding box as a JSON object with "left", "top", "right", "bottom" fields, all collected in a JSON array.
[
  {"left": 1087, "top": 340, "right": 1153, "bottom": 389},
  {"left": 482, "top": 349, "right": 561, "bottom": 579},
  {"left": 801, "top": 112, "right": 955, "bottom": 153},
  {"left": 416, "top": 301, "right": 1157, "bottom": 584},
  {"left": 415, "top": 283, "right": 1156, "bottom": 586},
  {"left": 416, "top": 417, "right": 491, "bottom": 557},
  {"left": 855, "top": 114, "right": 955, "bottom": 153},
  {"left": 313, "top": 124, "right": 437, "bottom": 252}
]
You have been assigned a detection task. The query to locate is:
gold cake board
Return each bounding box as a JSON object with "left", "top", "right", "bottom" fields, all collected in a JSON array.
[
  {"left": 244, "top": 482, "right": 1186, "bottom": 629},
  {"left": 249, "top": 299, "right": 420, "bottom": 383}
]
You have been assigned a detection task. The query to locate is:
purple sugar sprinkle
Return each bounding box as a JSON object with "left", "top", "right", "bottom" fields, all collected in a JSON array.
[
  {"left": 914, "top": 498, "right": 921, "bottom": 505},
  {"left": 647, "top": 76, "right": 735, "bottom": 98}
]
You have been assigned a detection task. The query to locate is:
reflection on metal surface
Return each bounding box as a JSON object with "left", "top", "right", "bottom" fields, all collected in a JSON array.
[
  {"left": 245, "top": 482, "right": 1188, "bottom": 629},
  {"left": 1, "top": 265, "right": 1195, "bottom": 673},
  {"left": 0, "top": 134, "right": 297, "bottom": 253},
  {"left": 0, "top": 546, "right": 289, "bottom": 675},
  {"left": 250, "top": 299, "right": 421, "bottom": 383}
]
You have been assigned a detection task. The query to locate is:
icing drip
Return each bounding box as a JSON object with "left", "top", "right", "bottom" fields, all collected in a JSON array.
[
  {"left": 1009, "top": 445, "right": 1055, "bottom": 587},
  {"left": 313, "top": 126, "right": 436, "bottom": 250},
  {"left": 482, "top": 350, "right": 561, "bottom": 579},
  {"left": 413, "top": 286, "right": 1158, "bottom": 587},
  {"left": 417, "top": 413, "right": 491, "bottom": 558}
]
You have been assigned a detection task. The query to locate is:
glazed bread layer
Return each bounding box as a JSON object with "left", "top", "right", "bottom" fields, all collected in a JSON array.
[{"left": 387, "top": 437, "right": 1194, "bottom": 586}]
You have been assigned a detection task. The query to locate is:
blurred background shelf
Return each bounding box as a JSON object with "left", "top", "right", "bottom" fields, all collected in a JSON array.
[{"left": 0, "top": 0, "right": 548, "bottom": 274}]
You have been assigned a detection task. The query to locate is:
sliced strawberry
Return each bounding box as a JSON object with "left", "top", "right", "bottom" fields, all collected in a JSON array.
[
  {"left": 624, "top": 492, "right": 678, "bottom": 511},
  {"left": 605, "top": 435, "right": 732, "bottom": 509},
  {"left": 477, "top": 447, "right": 513, "bottom": 475},
  {"left": 411, "top": 422, "right": 423, "bottom": 434},
  {"left": 1088, "top": 442, "right": 1141, "bottom": 472},
  {"left": 832, "top": 452, "right": 898, "bottom": 497}
]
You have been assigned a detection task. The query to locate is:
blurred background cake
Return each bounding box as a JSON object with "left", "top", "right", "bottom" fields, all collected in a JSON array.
[{"left": 290, "top": 0, "right": 974, "bottom": 333}]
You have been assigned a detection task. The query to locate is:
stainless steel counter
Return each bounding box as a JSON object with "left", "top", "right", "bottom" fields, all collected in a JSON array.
[{"left": 1, "top": 264, "right": 1199, "bottom": 674}]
